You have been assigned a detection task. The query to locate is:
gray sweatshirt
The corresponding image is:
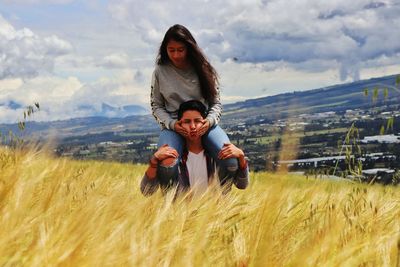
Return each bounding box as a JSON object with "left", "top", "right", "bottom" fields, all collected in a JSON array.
[{"left": 150, "top": 63, "right": 222, "bottom": 130}]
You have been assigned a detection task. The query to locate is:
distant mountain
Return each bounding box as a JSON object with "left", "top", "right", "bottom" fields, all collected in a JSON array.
[
  {"left": 0, "top": 100, "right": 148, "bottom": 118},
  {"left": 0, "top": 73, "right": 399, "bottom": 140},
  {"left": 93, "top": 103, "right": 148, "bottom": 117},
  {"left": 0, "top": 114, "right": 159, "bottom": 141}
]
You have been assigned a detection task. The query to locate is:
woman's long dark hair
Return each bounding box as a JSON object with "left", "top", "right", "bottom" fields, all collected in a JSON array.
[{"left": 156, "top": 24, "right": 219, "bottom": 103}]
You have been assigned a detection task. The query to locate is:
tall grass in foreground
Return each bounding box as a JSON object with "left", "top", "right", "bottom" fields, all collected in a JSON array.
[{"left": 0, "top": 146, "right": 399, "bottom": 266}]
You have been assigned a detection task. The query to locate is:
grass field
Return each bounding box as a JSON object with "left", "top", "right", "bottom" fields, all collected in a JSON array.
[{"left": 1, "top": 146, "right": 399, "bottom": 266}]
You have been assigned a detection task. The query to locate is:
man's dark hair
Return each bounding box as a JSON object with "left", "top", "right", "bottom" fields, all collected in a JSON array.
[{"left": 178, "top": 100, "right": 207, "bottom": 120}]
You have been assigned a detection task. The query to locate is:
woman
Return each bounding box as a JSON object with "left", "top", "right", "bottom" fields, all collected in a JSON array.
[{"left": 151, "top": 24, "right": 238, "bottom": 183}]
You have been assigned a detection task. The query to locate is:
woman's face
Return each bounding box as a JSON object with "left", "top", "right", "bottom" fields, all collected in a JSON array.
[{"left": 166, "top": 39, "right": 188, "bottom": 69}]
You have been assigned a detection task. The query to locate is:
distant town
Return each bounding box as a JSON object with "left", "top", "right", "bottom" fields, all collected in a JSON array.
[{"left": 55, "top": 105, "right": 400, "bottom": 184}]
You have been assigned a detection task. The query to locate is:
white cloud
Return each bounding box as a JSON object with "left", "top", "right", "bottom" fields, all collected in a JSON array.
[
  {"left": 68, "top": 69, "right": 150, "bottom": 107},
  {"left": 108, "top": 0, "right": 400, "bottom": 82},
  {"left": 99, "top": 53, "right": 130, "bottom": 69},
  {"left": 0, "top": 75, "right": 83, "bottom": 122},
  {"left": 0, "top": 78, "right": 24, "bottom": 93},
  {"left": 1, "top": 0, "right": 74, "bottom": 4},
  {"left": 0, "top": 106, "right": 26, "bottom": 124},
  {"left": 0, "top": 14, "right": 73, "bottom": 79},
  {"left": 0, "top": 68, "right": 152, "bottom": 123},
  {"left": 216, "top": 60, "right": 341, "bottom": 102}
]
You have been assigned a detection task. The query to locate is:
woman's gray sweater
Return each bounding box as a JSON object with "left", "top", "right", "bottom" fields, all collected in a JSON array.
[{"left": 150, "top": 63, "right": 222, "bottom": 130}]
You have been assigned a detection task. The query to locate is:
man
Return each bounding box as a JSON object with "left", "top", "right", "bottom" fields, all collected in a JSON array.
[{"left": 141, "top": 100, "right": 249, "bottom": 197}]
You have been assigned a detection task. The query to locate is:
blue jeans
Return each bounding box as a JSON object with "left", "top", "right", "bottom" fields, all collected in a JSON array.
[{"left": 157, "top": 125, "right": 239, "bottom": 186}]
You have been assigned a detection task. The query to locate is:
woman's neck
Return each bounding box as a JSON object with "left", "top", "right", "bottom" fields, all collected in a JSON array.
[{"left": 171, "top": 60, "right": 190, "bottom": 70}]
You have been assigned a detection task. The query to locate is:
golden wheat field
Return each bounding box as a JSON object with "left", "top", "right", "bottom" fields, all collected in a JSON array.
[{"left": 0, "top": 146, "right": 399, "bottom": 267}]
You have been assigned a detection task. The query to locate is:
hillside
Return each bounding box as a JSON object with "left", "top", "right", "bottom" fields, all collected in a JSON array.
[
  {"left": 1, "top": 146, "right": 399, "bottom": 266},
  {"left": 223, "top": 74, "right": 400, "bottom": 121}
]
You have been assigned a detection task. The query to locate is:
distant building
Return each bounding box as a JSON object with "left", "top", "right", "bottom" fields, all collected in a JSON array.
[
  {"left": 79, "top": 150, "right": 90, "bottom": 155},
  {"left": 278, "top": 155, "right": 346, "bottom": 168},
  {"left": 146, "top": 143, "right": 158, "bottom": 150},
  {"left": 361, "top": 135, "right": 400, "bottom": 144}
]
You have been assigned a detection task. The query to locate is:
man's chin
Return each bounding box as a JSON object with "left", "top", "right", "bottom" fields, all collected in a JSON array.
[{"left": 187, "top": 135, "right": 200, "bottom": 142}]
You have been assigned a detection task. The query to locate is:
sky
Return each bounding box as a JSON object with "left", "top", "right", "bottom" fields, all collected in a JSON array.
[{"left": 0, "top": 0, "right": 399, "bottom": 123}]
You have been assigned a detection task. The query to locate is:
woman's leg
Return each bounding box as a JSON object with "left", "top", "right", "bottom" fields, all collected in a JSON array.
[
  {"left": 157, "top": 129, "right": 185, "bottom": 189},
  {"left": 158, "top": 129, "right": 185, "bottom": 155},
  {"left": 202, "top": 125, "right": 239, "bottom": 184}
]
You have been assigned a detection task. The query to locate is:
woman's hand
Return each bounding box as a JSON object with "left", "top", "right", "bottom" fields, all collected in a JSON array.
[
  {"left": 198, "top": 119, "right": 210, "bottom": 137},
  {"left": 154, "top": 144, "right": 179, "bottom": 161},
  {"left": 218, "top": 143, "right": 247, "bottom": 169},
  {"left": 174, "top": 121, "right": 189, "bottom": 137},
  {"left": 147, "top": 144, "right": 178, "bottom": 180},
  {"left": 218, "top": 143, "right": 244, "bottom": 160}
]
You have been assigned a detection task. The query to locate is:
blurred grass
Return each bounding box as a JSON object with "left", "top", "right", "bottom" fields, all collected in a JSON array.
[{"left": 0, "top": 146, "right": 399, "bottom": 266}]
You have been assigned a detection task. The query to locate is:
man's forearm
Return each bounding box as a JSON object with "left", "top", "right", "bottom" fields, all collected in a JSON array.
[
  {"left": 145, "top": 156, "right": 159, "bottom": 179},
  {"left": 238, "top": 155, "right": 247, "bottom": 170}
]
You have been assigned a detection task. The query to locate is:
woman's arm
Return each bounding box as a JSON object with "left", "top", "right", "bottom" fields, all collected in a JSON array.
[
  {"left": 198, "top": 89, "right": 222, "bottom": 136},
  {"left": 206, "top": 88, "right": 222, "bottom": 127},
  {"left": 150, "top": 70, "right": 176, "bottom": 130}
]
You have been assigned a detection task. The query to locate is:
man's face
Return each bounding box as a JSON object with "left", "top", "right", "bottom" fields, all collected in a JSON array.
[{"left": 180, "top": 110, "right": 203, "bottom": 141}]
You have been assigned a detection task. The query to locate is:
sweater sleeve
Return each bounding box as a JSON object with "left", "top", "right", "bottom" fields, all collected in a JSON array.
[
  {"left": 140, "top": 173, "right": 160, "bottom": 196},
  {"left": 206, "top": 88, "right": 222, "bottom": 127},
  {"left": 150, "top": 70, "right": 176, "bottom": 130}
]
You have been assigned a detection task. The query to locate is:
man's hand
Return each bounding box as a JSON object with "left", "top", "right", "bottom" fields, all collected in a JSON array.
[
  {"left": 154, "top": 144, "right": 179, "bottom": 161},
  {"left": 174, "top": 120, "right": 189, "bottom": 137},
  {"left": 198, "top": 119, "right": 210, "bottom": 137}
]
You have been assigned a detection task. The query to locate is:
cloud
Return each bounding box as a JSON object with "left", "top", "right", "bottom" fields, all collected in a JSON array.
[
  {"left": 108, "top": 0, "right": 400, "bottom": 81},
  {"left": 0, "top": 67, "right": 152, "bottom": 123},
  {"left": 134, "top": 70, "right": 145, "bottom": 83},
  {"left": 215, "top": 60, "right": 340, "bottom": 101},
  {"left": 99, "top": 53, "right": 130, "bottom": 69},
  {"left": 68, "top": 69, "right": 150, "bottom": 107},
  {"left": 1, "top": 0, "right": 74, "bottom": 4},
  {"left": 0, "top": 14, "right": 73, "bottom": 79},
  {"left": 0, "top": 75, "right": 82, "bottom": 122}
]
